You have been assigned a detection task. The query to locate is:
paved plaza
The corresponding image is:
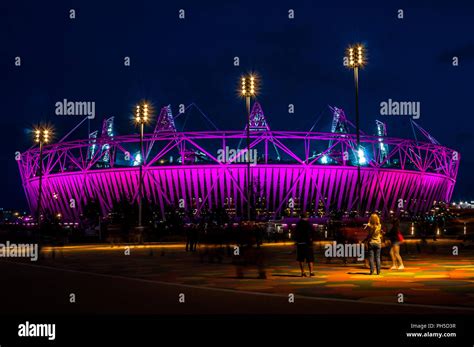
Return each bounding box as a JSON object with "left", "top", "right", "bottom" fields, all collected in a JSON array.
[{"left": 17, "top": 239, "right": 472, "bottom": 312}]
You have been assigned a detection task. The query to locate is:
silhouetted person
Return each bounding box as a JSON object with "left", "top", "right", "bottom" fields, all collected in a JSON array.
[
  {"left": 295, "top": 214, "right": 314, "bottom": 277},
  {"left": 190, "top": 224, "right": 198, "bottom": 251},
  {"left": 185, "top": 225, "right": 192, "bottom": 252}
]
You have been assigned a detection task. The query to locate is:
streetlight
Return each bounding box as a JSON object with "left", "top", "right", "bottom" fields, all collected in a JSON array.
[
  {"left": 240, "top": 73, "right": 258, "bottom": 220},
  {"left": 346, "top": 44, "right": 366, "bottom": 216},
  {"left": 135, "top": 102, "right": 151, "bottom": 227},
  {"left": 33, "top": 125, "right": 52, "bottom": 239}
]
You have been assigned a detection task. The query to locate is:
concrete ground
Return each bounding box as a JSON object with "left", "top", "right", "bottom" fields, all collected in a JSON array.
[{"left": 2, "top": 239, "right": 473, "bottom": 315}]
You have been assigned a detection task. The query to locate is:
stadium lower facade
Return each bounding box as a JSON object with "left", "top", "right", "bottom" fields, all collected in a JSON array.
[{"left": 18, "top": 103, "right": 460, "bottom": 221}]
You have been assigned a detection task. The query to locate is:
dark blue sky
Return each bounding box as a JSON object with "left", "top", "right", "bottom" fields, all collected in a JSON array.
[{"left": 1, "top": 0, "right": 473, "bottom": 209}]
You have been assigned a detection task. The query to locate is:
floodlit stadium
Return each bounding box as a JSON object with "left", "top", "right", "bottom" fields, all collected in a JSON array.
[{"left": 18, "top": 102, "right": 460, "bottom": 221}]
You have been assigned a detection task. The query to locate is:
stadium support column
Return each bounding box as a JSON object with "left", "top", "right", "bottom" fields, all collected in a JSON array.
[
  {"left": 354, "top": 65, "right": 361, "bottom": 215},
  {"left": 139, "top": 121, "right": 144, "bottom": 227},
  {"left": 37, "top": 141, "right": 44, "bottom": 233},
  {"left": 33, "top": 126, "right": 52, "bottom": 243},
  {"left": 240, "top": 74, "right": 258, "bottom": 220},
  {"left": 346, "top": 44, "right": 366, "bottom": 216},
  {"left": 246, "top": 95, "right": 251, "bottom": 221},
  {"left": 135, "top": 102, "right": 150, "bottom": 227}
]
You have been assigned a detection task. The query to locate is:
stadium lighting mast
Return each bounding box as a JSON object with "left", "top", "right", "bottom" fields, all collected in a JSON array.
[
  {"left": 240, "top": 74, "right": 258, "bottom": 221},
  {"left": 346, "top": 44, "right": 366, "bottom": 216},
  {"left": 135, "top": 102, "right": 150, "bottom": 227},
  {"left": 33, "top": 126, "right": 52, "bottom": 238}
]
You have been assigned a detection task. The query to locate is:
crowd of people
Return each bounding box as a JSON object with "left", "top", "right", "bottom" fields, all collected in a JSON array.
[
  {"left": 180, "top": 212, "right": 407, "bottom": 278},
  {"left": 294, "top": 213, "right": 405, "bottom": 276},
  {"left": 20, "top": 203, "right": 416, "bottom": 278}
]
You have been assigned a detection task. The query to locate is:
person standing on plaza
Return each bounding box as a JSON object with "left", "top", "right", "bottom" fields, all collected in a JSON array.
[
  {"left": 365, "top": 213, "right": 383, "bottom": 275},
  {"left": 387, "top": 218, "right": 405, "bottom": 270},
  {"left": 294, "top": 213, "right": 315, "bottom": 277}
]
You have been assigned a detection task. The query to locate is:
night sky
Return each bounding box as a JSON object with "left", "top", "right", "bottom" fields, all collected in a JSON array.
[{"left": 2, "top": 0, "right": 473, "bottom": 210}]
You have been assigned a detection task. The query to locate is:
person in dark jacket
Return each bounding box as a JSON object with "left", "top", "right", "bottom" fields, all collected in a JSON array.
[{"left": 294, "top": 214, "right": 315, "bottom": 277}]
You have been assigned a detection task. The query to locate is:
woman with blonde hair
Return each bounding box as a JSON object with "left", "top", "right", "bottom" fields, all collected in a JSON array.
[{"left": 366, "top": 213, "right": 383, "bottom": 275}]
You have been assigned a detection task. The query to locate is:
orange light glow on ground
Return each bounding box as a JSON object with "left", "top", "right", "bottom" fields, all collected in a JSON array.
[{"left": 33, "top": 239, "right": 474, "bottom": 310}]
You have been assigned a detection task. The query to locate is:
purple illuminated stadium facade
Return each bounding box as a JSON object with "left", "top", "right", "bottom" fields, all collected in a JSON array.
[{"left": 18, "top": 103, "right": 460, "bottom": 221}]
